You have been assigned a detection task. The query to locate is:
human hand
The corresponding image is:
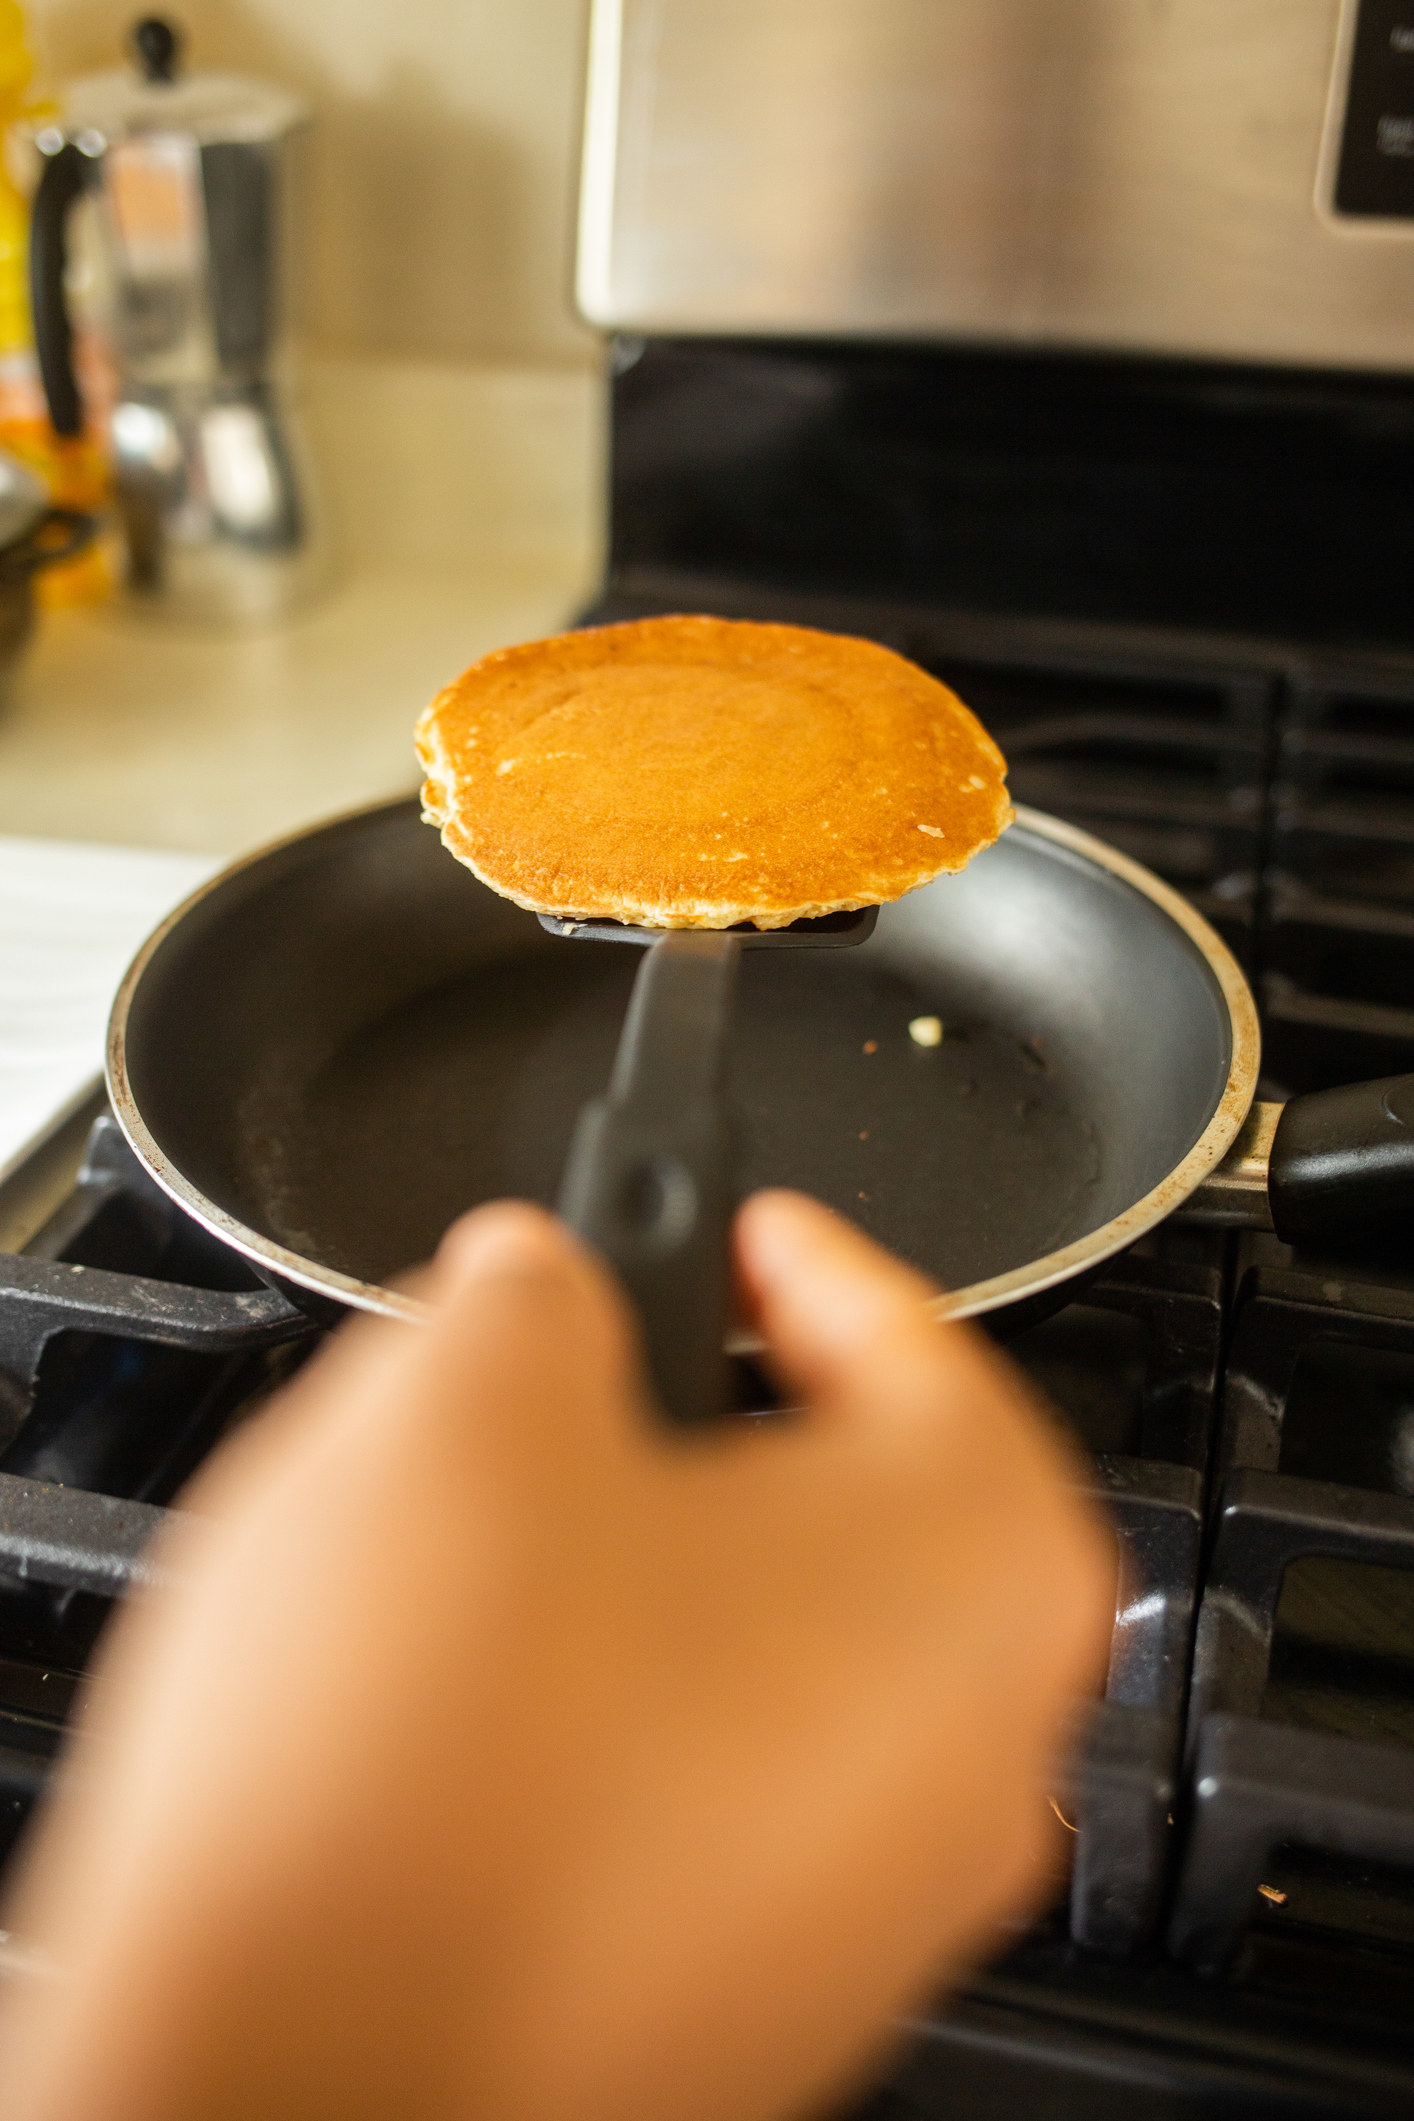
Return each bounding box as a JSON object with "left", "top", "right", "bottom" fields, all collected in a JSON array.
[{"left": 0, "top": 1192, "right": 1111, "bottom": 2121}]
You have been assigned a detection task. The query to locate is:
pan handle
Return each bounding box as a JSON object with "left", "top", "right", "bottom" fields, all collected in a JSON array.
[
  {"left": 1267, "top": 1072, "right": 1414, "bottom": 1250},
  {"left": 1185, "top": 1074, "right": 1414, "bottom": 1250},
  {"left": 557, "top": 932, "right": 740, "bottom": 1426}
]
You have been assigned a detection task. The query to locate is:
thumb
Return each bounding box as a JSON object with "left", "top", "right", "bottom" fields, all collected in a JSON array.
[{"left": 733, "top": 1190, "right": 1001, "bottom": 1435}]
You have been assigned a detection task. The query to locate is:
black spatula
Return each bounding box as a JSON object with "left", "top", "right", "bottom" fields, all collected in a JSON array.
[{"left": 539, "top": 908, "right": 878, "bottom": 1425}]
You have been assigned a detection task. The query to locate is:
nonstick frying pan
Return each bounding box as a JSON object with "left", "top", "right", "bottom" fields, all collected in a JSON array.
[
  {"left": 107, "top": 796, "right": 1414, "bottom": 1381},
  {"left": 106, "top": 793, "right": 1251, "bottom": 1327}
]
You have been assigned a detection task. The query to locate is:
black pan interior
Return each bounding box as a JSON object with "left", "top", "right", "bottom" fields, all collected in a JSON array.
[{"left": 119, "top": 799, "right": 1232, "bottom": 1296}]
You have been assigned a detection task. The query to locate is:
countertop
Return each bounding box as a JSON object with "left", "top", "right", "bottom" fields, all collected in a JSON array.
[
  {"left": 0, "top": 555, "right": 597, "bottom": 856},
  {"left": 0, "top": 835, "right": 217, "bottom": 1182},
  {"left": 0, "top": 354, "right": 604, "bottom": 1177},
  {"left": 0, "top": 354, "right": 605, "bottom": 858}
]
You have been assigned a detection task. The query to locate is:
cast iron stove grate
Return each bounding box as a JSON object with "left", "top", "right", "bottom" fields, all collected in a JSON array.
[
  {"left": 1266, "top": 657, "right": 1414, "bottom": 1092},
  {"left": 0, "top": 1113, "right": 315, "bottom": 1873},
  {"left": 5, "top": 1115, "right": 1414, "bottom": 2112}
]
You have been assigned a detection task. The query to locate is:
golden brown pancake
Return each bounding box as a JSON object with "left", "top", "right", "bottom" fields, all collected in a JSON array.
[{"left": 415, "top": 615, "right": 1012, "bottom": 928}]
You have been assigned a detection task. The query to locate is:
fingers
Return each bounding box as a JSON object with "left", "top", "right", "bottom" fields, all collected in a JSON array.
[
  {"left": 190, "top": 1203, "right": 646, "bottom": 1522},
  {"left": 733, "top": 1192, "right": 1111, "bottom": 1663},
  {"left": 733, "top": 1189, "right": 993, "bottom": 1431},
  {"left": 428, "top": 1199, "right": 581, "bottom": 1298},
  {"left": 402, "top": 1202, "right": 650, "bottom": 1464},
  {"left": 429, "top": 1202, "right": 630, "bottom": 1372}
]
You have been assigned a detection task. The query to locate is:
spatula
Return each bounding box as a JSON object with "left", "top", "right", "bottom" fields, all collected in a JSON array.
[{"left": 539, "top": 907, "right": 878, "bottom": 1425}]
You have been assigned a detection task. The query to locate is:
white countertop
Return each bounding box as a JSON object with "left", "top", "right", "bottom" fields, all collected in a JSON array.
[{"left": 0, "top": 836, "right": 218, "bottom": 1181}]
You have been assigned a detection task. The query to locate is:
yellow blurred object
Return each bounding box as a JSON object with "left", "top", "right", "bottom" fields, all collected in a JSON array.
[
  {"left": 0, "top": 0, "right": 33, "bottom": 360},
  {"left": 0, "top": 409, "right": 113, "bottom": 606},
  {"left": 0, "top": 0, "right": 113, "bottom": 603}
]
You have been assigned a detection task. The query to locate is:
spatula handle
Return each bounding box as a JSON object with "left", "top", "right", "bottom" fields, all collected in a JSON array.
[{"left": 557, "top": 932, "right": 741, "bottom": 1426}]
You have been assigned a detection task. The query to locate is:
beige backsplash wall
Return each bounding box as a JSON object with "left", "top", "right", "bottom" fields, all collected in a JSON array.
[
  {"left": 305, "top": 350, "right": 602, "bottom": 571},
  {"left": 25, "top": 0, "right": 598, "bottom": 367}
]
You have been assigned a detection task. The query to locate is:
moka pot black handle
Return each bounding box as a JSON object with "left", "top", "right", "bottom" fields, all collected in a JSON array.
[{"left": 29, "top": 140, "right": 91, "bottom": 439}]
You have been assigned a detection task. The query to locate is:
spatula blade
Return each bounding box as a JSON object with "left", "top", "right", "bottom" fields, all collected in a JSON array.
[{"left": 537, "top": 906, "right": 879, "bottom": 949}]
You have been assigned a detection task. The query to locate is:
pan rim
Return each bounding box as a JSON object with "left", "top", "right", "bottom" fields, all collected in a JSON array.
[
  {"left": 929, "top": 804, "right": 1260, "bottom": 1321},
  {"left": 106, "top": 797, "right": 1260, "bottom": 1332}
]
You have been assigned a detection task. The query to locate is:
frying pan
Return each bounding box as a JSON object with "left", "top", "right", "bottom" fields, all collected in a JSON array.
[{"left": 105, "top": 796, "right": 1414, "bottom": 1377}]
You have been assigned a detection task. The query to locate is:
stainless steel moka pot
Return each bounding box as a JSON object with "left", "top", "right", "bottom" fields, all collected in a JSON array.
[{"left": 29, "top": 17, "right": 322, "bottom": 622}]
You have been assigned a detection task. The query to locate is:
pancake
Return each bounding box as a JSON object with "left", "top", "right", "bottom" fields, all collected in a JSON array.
[{"left": 415, "top": 615, "right": 1012, "bottom": 928}]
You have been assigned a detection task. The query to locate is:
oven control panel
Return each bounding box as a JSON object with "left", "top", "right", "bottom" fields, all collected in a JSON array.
[{"left": 1331, "top": 0, "right": 1414, "bottom": 217}]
